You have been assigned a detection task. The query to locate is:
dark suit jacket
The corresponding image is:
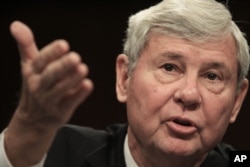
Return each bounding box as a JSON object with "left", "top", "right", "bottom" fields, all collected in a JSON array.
[{"left": 44, "top": 124, "right": 233, "bottom": 167}]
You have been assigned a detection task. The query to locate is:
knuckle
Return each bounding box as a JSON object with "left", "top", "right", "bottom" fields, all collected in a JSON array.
[
  {"left": 76, "top": 64, "right": 88, "bottom": 77},
  {"left": 32, "top": 55, "right": 45, "bottom": 73},
  {"left": 67, "top": 52, "right": 81, "bottom": 64},
  {"left": 27, "top": 76, "right": 40, "bottom": 93},
  {"left": 53, "top": 39, "right": 70, "bottom": 53}
]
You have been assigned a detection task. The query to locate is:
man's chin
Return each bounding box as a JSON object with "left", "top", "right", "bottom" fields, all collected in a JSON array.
[{"left": 159, "top": 138, "right": 203, "bottom": 157}]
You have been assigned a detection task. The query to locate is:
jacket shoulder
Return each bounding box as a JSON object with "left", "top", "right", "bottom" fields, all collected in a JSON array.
[
  {"left": 201, "top": 143, "right": 234, "bottom": 167},
  {"left": 45, "top": 124, "right": 127, "bottom": 167}
]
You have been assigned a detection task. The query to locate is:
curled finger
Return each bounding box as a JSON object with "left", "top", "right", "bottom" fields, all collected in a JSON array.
[
  {"left": 39, "top": 51, "right": 82, "bottom": 91},
  {"left": 33, "top": 40, "right": 70, "bottom": 73}
]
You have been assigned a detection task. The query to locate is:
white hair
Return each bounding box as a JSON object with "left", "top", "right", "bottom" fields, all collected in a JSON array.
[{"left": 123, "top": 0, "right": 250, "bottom": 84}]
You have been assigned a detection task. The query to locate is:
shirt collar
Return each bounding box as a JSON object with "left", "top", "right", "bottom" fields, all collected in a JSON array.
[{"left": 124, "top": 133, "right": 138, "bottom": 167}]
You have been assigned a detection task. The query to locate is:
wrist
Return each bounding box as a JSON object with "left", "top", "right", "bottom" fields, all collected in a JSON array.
[{"left": 4, "top": 109, "right": 58, "bottom": 167}]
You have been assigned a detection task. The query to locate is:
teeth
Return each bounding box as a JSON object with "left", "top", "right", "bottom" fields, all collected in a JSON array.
[{"left": 173, "top": 120, "right": 191, "bottom": 126}]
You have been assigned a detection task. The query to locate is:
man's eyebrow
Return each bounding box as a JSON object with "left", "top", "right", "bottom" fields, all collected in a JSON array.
[
  {"left": 158, "top": 52, "right": 231, "bottom": 72},
  {"left": 204, "top": 61, "right": 228, "bottom": 69},
  {"left": 159, "top": 52, "right": 184, "bottom": 59},
  {"left": 161, "top": 52, "right": 229, "bottom": 68}
]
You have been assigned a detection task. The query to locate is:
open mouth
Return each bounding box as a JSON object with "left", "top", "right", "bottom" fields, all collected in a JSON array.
[
  {"left": 165, "top": 118, "right": 197, "bottom": 136},
  {"left": 173, "top": 119, "right": 192, "bottom": 126}
]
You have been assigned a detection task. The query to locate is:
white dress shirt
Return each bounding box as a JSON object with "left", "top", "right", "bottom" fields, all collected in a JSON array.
[{"left": 124, "top": 134, "right": 138, "bottom": 167}]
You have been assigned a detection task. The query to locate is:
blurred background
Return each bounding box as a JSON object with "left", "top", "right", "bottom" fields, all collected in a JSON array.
[{"left": 1, "top": 0, "right": 249, "bottom": 150}]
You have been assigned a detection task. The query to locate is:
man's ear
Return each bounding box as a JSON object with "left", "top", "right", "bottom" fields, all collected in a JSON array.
[
  {"left": 116, "top": 54, "right": 129, "bottom": 103},
  {"left": 230, "top": 79, "right": 249, "bottom": 123}
]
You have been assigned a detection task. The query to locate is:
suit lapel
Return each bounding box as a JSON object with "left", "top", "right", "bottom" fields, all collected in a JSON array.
[{"left": 85, "top": 124, "right": 128, "bottom": 167}]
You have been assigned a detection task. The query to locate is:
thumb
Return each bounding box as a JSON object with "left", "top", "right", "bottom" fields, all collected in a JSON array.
[{"left": 10, "top": 21, "right": 39, "bottom": 62}]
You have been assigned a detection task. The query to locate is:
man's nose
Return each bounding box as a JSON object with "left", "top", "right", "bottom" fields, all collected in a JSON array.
[{"left": 173, "top": 77, "right": 201, "bottom": 110}]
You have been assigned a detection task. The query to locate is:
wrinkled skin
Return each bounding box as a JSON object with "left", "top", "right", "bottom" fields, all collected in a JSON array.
[
  {"left": 116, "top": 33, "right": 248, "bottom": 167},
  {"left": 5, "top": 21, "right": 93, "bottom": 166}
]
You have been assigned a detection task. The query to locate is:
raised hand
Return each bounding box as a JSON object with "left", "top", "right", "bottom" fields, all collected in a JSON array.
[{"left": 4, "top": 21, "right": 93, "bottom": 166}]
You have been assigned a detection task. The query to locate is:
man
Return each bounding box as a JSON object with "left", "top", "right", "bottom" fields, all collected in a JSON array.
[{"left": 0, "top": 0, "right": 249, "bottom": 166}]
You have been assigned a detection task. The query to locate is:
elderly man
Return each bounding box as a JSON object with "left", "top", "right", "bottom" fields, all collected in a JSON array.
[{"left": 0, "top": 0, "right": 249, "bottom": 166}]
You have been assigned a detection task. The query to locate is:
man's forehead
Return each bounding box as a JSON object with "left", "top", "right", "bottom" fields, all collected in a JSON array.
[{"left": 145, "top": 33, "right": 237, "bottom": 56}]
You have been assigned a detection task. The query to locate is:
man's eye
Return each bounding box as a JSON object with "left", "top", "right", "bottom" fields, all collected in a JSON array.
[
  {"left": 162, "top": 64, "right": 176, "bottom": 72},
  {"left": 207, "top": 73, "right": 220, "bottom": 81}
]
